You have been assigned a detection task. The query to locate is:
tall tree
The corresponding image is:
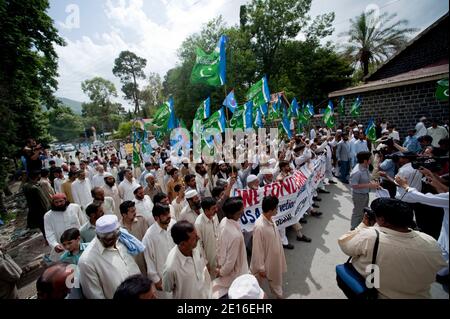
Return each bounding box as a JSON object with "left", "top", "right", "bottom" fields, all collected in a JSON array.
[
  {"left": 81, "top": 77, "right": 124, "bottom": 133},
  {"left": 342, "top": 10, "right": 416, "bottom": 77},
  {"left": 140, "top": 72, "right": 164, "bottom": 118},
  {"left": 0, "top": 0, "right": 65, "bottom": 188},
  {"left": 113, "top": 51, "right": 147, "bottom": 114},
  {"left": 243, "top": 0, "right": 334, "bottom": 79}
]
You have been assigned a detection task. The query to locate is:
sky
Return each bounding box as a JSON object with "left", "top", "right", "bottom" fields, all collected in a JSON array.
[{"left": 48, "top": 0, "right": 449, "bottom": 109}]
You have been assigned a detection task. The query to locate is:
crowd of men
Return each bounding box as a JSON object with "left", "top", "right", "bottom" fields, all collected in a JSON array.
[{"left": 0, "top": 115, "right": 448, "bottom": 299}]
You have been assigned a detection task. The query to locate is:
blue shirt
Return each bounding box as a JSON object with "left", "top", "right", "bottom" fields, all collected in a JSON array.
[
  {"left": 352, "top": 140, "right": 369, "bottom": 157},
  {"left": 379, "top": 159, "right": 396, "bottom": 178},
  {"left": 60, "top": 243, "right": 89, "bottom": 265},
  {"left": 403, "top": 136, "right": 421, "bottom": 153}
]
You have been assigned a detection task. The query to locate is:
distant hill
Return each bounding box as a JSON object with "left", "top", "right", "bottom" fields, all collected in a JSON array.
[{"left": 58, "top": 97, "right": 83, "bottom": 115}]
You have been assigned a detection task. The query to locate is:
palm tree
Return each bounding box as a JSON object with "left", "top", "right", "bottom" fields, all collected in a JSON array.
[{"left": 342, "top": 10, "right": 417, "bottom": 77}]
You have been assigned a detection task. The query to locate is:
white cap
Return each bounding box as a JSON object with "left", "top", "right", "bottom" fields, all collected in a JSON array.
[
  {"left": 353, "top": 128, "right": 359, "bottom": 132},
  {"left": 382, "top": 129, "right": 389, "bottom": 134},
  {"left": 145, "top": 173, "right": 154, "bottom": 180},
  {"left": 132, "top": 184, "right": 143, "bottom": 194},
  {"left": 358, "top": 124, "right": 363, "bottom": 128},
  {"left": 260, "top": 168, "right": 273, "bottom": 175},
  {"left": 182, "top": 158, "right": 189, "bottom": 164},
  {"left": 246, "top": 174, "right": 258, "bottom": 184},
  {"left": 185, "top": 189, "right": 198, "bottom": 199},
  {"left": 336, "top": 129, "right": 343, "bottom": 133},
  {"left": 96, "top": 215, "right": 120, "bottom": 234},
  {"left": 228, "top": 274, "right": 265, "bottom": 299},
  {"left": 103, "top": 172, "right": 113, "bottom": 178},
  {"left": 218, "top": 160, "right": 225, "bottom": 165}
]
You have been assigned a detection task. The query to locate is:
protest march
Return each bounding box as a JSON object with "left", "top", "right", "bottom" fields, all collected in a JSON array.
[{"left": 0, "top": 0, "right": 448, "bottom": 303}]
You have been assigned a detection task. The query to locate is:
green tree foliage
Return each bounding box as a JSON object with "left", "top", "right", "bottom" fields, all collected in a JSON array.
[
  {"left": 342, "top": 10, "right": 416, "bottom": 76},
  {"left": 141, "top": 72, "right": 164, "bottom": 118},
  {"left": 243, "top": 0, "right": 335, "bottom": 79},
  {"left": 81, "top": 77, "right": 125, "bottom": 133},
  {"left": 0, "top": 0, "right": 65, "bottom": 188},
  {"left": 113, "top": 51, "right": 147, "bottom": 114},
  {"left": 47, "top": 105, "right": 84, "bottom": 142}
]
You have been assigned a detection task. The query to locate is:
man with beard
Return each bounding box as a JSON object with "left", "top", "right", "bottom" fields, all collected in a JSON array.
[
  {"left": 102, "top": 173, "right": 121, "bottom": 219},
  {"left": 143, "top": 174, "right": 162, "bottom": 201},
  {"left": 23, "top": 170, "right": 51, "bottom": 236},
  {"left": 184, "top": 174, "right": 197, "bottom": 192},
  {"left": 43, "top": 194, "right": 84, "bottom": 261},
  {"left": 195, "top": 163, "right": 211, "bottom": 198},
  {"left": 214, "top": 161, "right": 229, "bottom": 186},
  {"left": 78, "top": 215, "right": 141, "bottom": 299},
  {"left": 142, "top": 203, "right": 176, "bottom": 299},
  {"left": 90, "top": 187, "right": 115, "bottom": 217},
  {"left": 179, "top": 190, "right": 203, "bottom": 225},
  {"left": 133, "top": 185, "right": 154, "bottom": 226}
]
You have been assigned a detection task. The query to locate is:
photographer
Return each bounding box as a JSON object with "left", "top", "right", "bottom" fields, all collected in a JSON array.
[
  {"left": 377, "top": 150, "right": 398, "bottom": 198},
  {"left": 395, "top": 174, "right": 448, "bottom": 284},
  {"left": 338, "top": 198, "right": 446, "bottom": 299},
  {"left": 23, "top": 138, "right": 43, "bottom": 174}
]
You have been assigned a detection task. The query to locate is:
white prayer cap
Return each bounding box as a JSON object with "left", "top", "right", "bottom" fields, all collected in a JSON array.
[
  {"left": 132, "top": 184, "right": 143, "bottom": 194},
  {"left": 185, "top": 189, "right": 198, "bottom": 199},
  {"left": 228, "top": 274, "right": 265, "bottom": 299},
  {"left": 182, "top": 157, "right": 189, "bottom": 164},
  {"left": 382, "top": 129, "right": 389, "bottom": 134},
  {"left": 246, "top": 174, "right": 258, "bottom": 184},
  {"left": 96, "top": 215, "right": 120, "bottom": 234},
  {"left": 353, "top": 128, "right": 359, "bottom": 132},
  {"left": 103, "top": 172, "right": 113, "bottom": 178},
  {"left": 260, "top": 168, "right": 273, "bottom": 175},
  {"left": 218, "top": 160, "right": 225, "bottom": 165},
  {"left": 336, "top": 129, "right": 343, "bottom": 133},
  {"left": 145, "top": 173, "right": 154, "bottom": 180},
  {"left": 358, "top": 124, "right": 363, "bottom": 128}
]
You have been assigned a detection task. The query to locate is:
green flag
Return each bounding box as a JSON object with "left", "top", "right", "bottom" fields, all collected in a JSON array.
[
  {"left": 190, "top": 47, "right": 221, "bottom": 87},
  {"left": 132, "top": 143, "right": 141, "bottom": 166},
  {"left": 323, "top": 101, "right": 335, "bottom": 128},
  {"left": 246, "top": 76, "right": 270, "bottom": 110},
  {"left": 229, "top": 105, "right": 245, "bottom": 130},
  {"left": 350, "top": 96, "right": 361, "bottom": 117},
  {"left": 436, "top": 78, "right": 449, "bottom": 101},
  {"left": 365, "top": 120, "right": 377, "bottom": 142},
  {"left": 153, "top": 102, "right": 171, "bottom": 127},
  {"left": 338, "top": 97, "right": 345, "bottom": 116}
]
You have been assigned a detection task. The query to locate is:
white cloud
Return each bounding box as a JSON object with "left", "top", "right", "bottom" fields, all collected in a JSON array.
[{"left": 55, "top": 0, "right": 238, "bottom": 109}]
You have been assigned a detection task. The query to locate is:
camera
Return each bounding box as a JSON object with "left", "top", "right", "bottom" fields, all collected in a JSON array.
[
  {"left": 411, "top": 156, "right": 447, "bottom": 172},
  {"left": 363, "top": 207, "right": 376, "bottom": 223}
]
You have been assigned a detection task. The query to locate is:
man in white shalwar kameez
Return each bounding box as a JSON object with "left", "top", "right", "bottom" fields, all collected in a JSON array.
[
  {"left": 213, "top": 197, "right": 249, "bottom": 299},
  {"left": 179, "top": 190, "right": 203, "bottom": 225},
  {"left": 71, "top": 170, "right": 92, "bottom": 212},
  {"left": 142, "top": 203, "right": 176, "bottom": 299},
  {"left": 102, "top": 173, "right": 121, "bottom": 219},
  {"left": 44, "top": 193, "right": 84, "bottom": 261},
  {"left": 162, "top": 220, "right": 211, "bottom": 299},
  {"left": 250, "top": 196, "right": 287, "bottom": 298},
  {"left": 195, "top": 197, "right": 219, "bottom": 279},
  {"left": 78, "top": 215, "right": 140, "bottom": 299}
]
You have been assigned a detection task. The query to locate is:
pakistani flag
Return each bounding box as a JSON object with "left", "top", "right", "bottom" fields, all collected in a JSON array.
[
  {"left": 195, "top": 97, "right": 211, "bottom": 120},
  {"left": 254, "top": 108, "right": 263, "bottom": 128},
  {"left": 281, "top": 106, "right": 292, "bottom": 139},
  {"left": 229, "top": 104, "right": 244, "bottom": 130},
  {"left": 267, "top": 94, "right": 281, "bottom": 122},
  {"left": 244, "top": 101, "right": 253, "bottom": 130},
  {"left": 190, "top": 35, "right": 227, "bottom": 87},
  {"left": 223, "top": 90, "right": 237, "bottom": 113},
  {"left": 246, "top": 76, "right": 271, "bottom": 111},
  {"left": 350, "top": 96, "right": 362, "bottom": 117},
  {"left": 153, "top": 102, "right": 171, "bottom": 127},
  {"left": 323, "top": 101, "right": 335, "bottom": 128},
  {"left": 290, "top": 98, "right": 299, "bottom": 118},
  {"left": 436, "top": 78, "right": 449, "bottom": 101},
  {"left": 338, "top": 97, "right": 345, "bottom": 116},
  {"left": 132, "top": 143, "right": 141, "bottom": 166},
  {"left": 365, "top": 119, "right": 377, "bottom": 142},
  {"left": 203, "top": 107, "right": 226, "bottom": 133}
]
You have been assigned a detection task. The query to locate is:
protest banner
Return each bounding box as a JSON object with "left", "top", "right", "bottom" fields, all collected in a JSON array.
[{"left": 233, "top": 155, "right": 327, "bottom": 231}]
